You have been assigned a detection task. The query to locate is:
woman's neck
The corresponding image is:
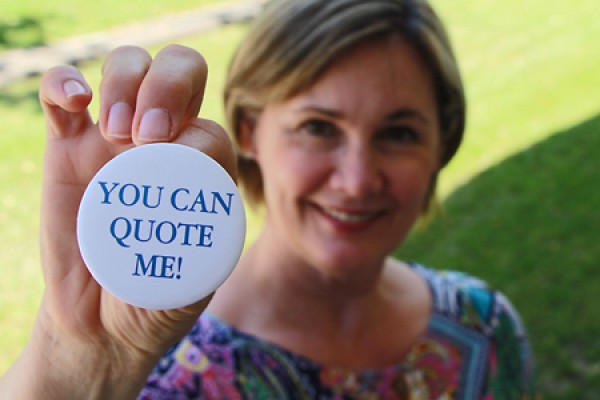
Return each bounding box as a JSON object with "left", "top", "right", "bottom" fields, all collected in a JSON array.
[{"left": 207, "top": 228, "right": 432, "bottom": 369}]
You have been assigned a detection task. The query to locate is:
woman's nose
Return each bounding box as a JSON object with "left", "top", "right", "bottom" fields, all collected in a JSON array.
[{"left": 329, "top": 144, "right": 384, "bottom": 197}]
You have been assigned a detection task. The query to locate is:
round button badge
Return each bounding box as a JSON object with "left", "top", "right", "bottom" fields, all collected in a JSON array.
[{"left": 77, "top": 143, "right": 246, "bottom": 310}]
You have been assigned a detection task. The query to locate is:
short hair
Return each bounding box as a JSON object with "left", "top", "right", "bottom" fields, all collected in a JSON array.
[{"left": 224, "top": 0, "right": 466, "bottom": 208}]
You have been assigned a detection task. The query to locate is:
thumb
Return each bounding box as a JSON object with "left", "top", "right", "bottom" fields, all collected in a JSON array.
[
  {"left": 176, "top": 118, "right": 238, "bottom": 182},
  {"left": 39, "top": 65, "right": 94, "bottom": 140}
]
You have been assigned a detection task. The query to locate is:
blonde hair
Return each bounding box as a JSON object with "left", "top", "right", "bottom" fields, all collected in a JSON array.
[{"left": 225, "top": 0, "right": 465, "bottom": 208}]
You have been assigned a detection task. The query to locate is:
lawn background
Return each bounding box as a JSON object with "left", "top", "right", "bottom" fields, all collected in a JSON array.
[{"left": 1, "top": 0, "right": 599, "bottom": 398}]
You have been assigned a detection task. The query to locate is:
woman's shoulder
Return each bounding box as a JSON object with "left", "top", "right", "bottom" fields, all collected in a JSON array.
[
  {"left": 411, "top": 262, "right": 537, "bottom": 398},
  {"left": 412, "top": 262, "right": 528, "bottom": 337}
]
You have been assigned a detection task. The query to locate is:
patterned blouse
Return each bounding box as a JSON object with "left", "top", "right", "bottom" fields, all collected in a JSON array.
[{"left": 139, "top": 264, "right": 536, "bottom": 399}]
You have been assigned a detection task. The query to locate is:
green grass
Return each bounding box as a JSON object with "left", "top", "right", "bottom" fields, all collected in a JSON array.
[
  {"left": 1, "top": 0, "right": 226, "bottom": 49},
  {"left": 430, "top": 0, "right": 600, "bottom": 196},
  {"left": 1, "top": 0, "right": 599, "bottom": 398}
]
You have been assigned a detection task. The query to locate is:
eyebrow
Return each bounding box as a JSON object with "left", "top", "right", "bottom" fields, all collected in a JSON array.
[
  {"left": 295, "top": 105, "right": 343, "bottom": 118},
  {"left": 384, "top": 108, "right": 431, "bottom": 125},
  {"left": 296, "top": 105, "right": 431, "bottom": 125}
]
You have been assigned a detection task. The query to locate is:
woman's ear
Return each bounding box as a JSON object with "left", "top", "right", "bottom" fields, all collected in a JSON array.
[{"left": 238, "top": 113, "right": 257, "bottom": 159}]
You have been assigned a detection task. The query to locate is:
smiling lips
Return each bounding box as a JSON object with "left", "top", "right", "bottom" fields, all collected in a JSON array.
[
  {"left": 322, "top": 207, "right": 378, "bottom": 223},
  {"left": 314, "top": 204, "right": 386, "bottom": 234}
]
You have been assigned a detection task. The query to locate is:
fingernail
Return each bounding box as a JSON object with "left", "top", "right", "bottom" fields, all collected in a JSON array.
[
  {"left": 63, "top": 80, "right": 86, "bottom": 98},
  {"left": 107, "top": 102, "right": 133, "bottom": 139},
  {"left": 138, "top": 108, "right": 171, "bottom": 142}
]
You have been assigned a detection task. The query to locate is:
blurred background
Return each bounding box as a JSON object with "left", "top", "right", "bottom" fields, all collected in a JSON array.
[{"left": 1, "top": 0, "right": 598, "bottom": 398}]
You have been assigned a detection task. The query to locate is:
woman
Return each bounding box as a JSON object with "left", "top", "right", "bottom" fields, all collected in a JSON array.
[{"left": 0, "top": 0, "right": 535, "bottom": 398}]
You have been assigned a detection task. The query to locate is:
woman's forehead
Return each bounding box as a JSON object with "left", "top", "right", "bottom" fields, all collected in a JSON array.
[{"left": 281, "top": 39, "right": 437, "bottom": 118}]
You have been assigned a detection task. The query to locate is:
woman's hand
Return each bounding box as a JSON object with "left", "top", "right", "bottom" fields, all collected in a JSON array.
[{"left": 0, "top": 45, "right": 236, "bottom": 399}]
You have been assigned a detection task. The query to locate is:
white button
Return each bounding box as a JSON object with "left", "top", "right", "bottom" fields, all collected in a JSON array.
[{"left": 77, "top": 143, "right": 246, "bottom": 310}]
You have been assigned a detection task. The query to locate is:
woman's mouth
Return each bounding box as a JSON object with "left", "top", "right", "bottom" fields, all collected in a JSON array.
[{"left": 320, "top": 207, "right": 380, "bottom": 223}]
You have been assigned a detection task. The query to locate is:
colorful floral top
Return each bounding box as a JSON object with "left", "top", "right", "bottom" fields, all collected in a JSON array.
[{"left": 139, "top": 264, "right": 536, "bottom": 399}]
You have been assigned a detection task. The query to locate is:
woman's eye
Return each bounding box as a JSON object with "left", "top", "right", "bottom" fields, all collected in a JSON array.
[
  {"left": 377, "top": 126, "right": 419, "bottom": 143},
  {"left": 301, "top": 119, "right": 337, "bottom": 137}
]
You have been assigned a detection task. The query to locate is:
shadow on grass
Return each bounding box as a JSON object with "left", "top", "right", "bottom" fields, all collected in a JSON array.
[
  {"left": 0, "top": 90, "right": 40, "bottom": 109},
  {"left": 0, "top": 17, "right": 45, "bottom": 50},
  {"left": 396, "top": 113, "right": 600, "bottom": 399}
]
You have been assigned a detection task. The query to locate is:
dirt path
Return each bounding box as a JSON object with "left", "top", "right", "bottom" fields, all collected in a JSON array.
[{"left": 0, "top": 0, "right": 264, "bottom": 88}]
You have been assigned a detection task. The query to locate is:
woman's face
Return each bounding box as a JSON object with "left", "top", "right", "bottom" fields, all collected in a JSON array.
[{"left": 248, "top": 37, "right": 441, "bottom": 276}]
